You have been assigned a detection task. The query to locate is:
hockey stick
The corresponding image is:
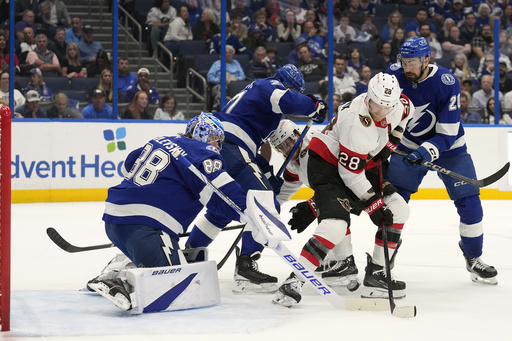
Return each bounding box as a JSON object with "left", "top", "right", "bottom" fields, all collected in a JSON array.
[
  {"left": 378, "top": 159, "right": 417, "bottom": 318},
  {"left": 172, "top": 148, "right": 393, "bottom": 312},
  {"left": 215, "top": 225, "right": 245, "bottom": 270},
  {"left": 276, "top": 119, "right": 313, "bottom": 178},
  {"left": 393, "top": 149, "right": 510, "bottom": 188},
  {"left": 46, "top": 225, "right": 245, "bottom": 253}
]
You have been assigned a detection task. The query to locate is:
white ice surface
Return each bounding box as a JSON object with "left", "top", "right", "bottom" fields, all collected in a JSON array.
[{"left": 4, "top": 200, "right": 512, "bottom": 340}]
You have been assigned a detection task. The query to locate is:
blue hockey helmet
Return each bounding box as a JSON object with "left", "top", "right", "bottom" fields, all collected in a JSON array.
[
  {"left": 274, "top": 64, "right": 305, "bottom": 94},
  {"left": 191, "top": 112, "right": 225, "bottom": 148},
  {"left": 398, "top": 37, "right": 431, "bottom": 61}
]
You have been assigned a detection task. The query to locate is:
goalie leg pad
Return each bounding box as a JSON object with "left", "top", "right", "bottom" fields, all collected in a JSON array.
[{"left": 125, "top": 260, "right": 220, "bottom": 314}]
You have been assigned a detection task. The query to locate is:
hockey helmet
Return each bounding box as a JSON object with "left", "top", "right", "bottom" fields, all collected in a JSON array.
[
  {"left": 398, "top": 37, "right": 431, "bottom": 62},
  {"left": 191, "top": 112, "right": 225, "bottom": 148},
  {"left": 366, "top": 72, "right": 401, "bottom": 108},
  {"left": 269, "top": 119, "right": 300, "bottom": 155},
  {"left": 274, "top": 64, "right": 305, "bottom": 94}
]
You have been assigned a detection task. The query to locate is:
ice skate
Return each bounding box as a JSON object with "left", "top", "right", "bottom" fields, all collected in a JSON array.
[
  {"left": 233, "top": 251, "right": 278, "bottom": 294},
  {"left": 315, "top": 255, "right": 338, "bottom": 273},
  {"left": 272, "top": 273, "right": 304, "bottom": 307},
  {"left": 88, "top": 278, "right": 132, "bottom": 311},
  {"left": 459, "top": 242, "right": 498, "bottom": 285},
  {"left": 321, "top": 255, "right": 360, "bottom": 291},
  {"left": 361, "top": 253, "right": 406, "bottom": 299}
]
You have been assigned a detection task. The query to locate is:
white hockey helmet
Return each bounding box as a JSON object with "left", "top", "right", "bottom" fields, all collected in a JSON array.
[
  {"left": 366, "top": 72, "right": 401, "bottom": 108},
  {"left": 269, "top": 119, "right": 299, "bottom": 151}
]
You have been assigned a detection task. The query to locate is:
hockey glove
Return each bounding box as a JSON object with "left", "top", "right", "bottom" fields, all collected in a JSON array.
[
  {"left": 404, "top": 142, "right": 439, "bottom": 169},
  {"left": 307, "top": 94, "right": 327, "bottom": 123},
  {"left": 288, "top": 198, "right": 318, "bottom": 233},
  {"left": 378, "top": 133, "right": 401, "bottom": 161},
  {"left": 363, "top": 194, "right": 393, "bottom": 227}
]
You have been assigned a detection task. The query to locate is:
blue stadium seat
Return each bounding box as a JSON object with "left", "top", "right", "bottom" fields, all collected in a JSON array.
[
  {"left": 69, "top": 77, "right": 100, "bottom": 94},
  {"left": 436, "top": 58, "right": 452, "bottom": 69},
  {"left": 194, "top": 54, "right": 220, "bottom": 75},
  {"left": 60, "top": 90, "right": 88, "bottom": 102},
  {"left": 15, "top": 76, "right": 30, "bottom": 89},
  {"left": 399, "top": 4, "right": 423, "bottom": 18},
  {"left": 334, "top": 43, "right": 349, "bottom": 56},
  {"left": 233, "top": 54, "right": 250, "bottom": 72},
  {"left": 304, "top": 81, "right": 320, "bottom": 95},
  {"left": 44, "top": 77, "right": 70, "bottom": 93},
  {"left": 349, "top": 43, "right": 378, "bottom": 60},
  {"left": 275, "top": 42, "right": 294, "bottom": 61},
  {"left": 179, "top": 40, "right": 209, "bottom": 57},
  {"left": 375, "top": 4, "right": 399, "bottom": 18},
  {"left": 228, "top": 80, "right": 252, "bottom": 97}
]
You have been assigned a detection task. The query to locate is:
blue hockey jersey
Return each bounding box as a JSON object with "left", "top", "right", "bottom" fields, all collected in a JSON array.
[
  {"left": 102, "top": 136, "right": 246, "bottom": 239},
  {"left": 214, "top": 77, "right": 317, "bottom": 157},
  {"left": 386, "top": 63, "right": 467, "bottom": 157}
]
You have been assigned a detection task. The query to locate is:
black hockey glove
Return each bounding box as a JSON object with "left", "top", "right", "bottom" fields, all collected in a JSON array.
[
  {"left": 288, "top": 198, "right": 318, "bottom": 233},
  {"left": 377, "top": 133, "right": 401, "bottom": 161},
  {"left": 306, "top": 94, "right": 327, "bottom": 123},
  {"left": 362, "top": 193, "right": 393, "bottom": 227}
]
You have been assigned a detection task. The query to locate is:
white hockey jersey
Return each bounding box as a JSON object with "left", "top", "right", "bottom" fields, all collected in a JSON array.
[{"left": 307, "top": 93, "right": 414, "bottom": 199}]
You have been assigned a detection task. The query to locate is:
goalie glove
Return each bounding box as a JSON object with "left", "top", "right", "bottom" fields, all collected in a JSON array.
[
  {"left": 243, "top": 190, "right": 291, "bottom": 249},
  {"left": 288, "top": 198, "right": 317, "bottom": 233},
  {"left": 362, "top": 193, "right": 393, "bottom": 227},
  {"left": 307, "top": 94, "right": 327, "bottom": 123}
]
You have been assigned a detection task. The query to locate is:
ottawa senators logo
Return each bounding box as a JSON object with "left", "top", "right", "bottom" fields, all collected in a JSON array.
[
  {"left": 337, "top": 198, "right": 352, "bottom": 212},
  {"left": 359, "top": 115, "right": 372, "bottom": 127}
]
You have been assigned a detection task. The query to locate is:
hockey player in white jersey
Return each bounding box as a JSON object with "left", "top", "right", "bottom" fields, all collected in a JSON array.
[
  {"left": 88, "top": 113, "right": 291, "bottom": 313},
  {"left": 269, "top": 119, "right": 359, "bottom": 289},
  {"left": 386, "top": 37, "right": 498, "bottom": 285},
  {"left": 272, "top": 73, "right": 415, "bottom": 306}
]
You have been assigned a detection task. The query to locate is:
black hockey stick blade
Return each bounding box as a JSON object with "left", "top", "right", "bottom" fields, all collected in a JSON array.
[
  {"left": 46, "top": 227, "right": 114, "bottom": 252},
  {"left": 393, "top": 149, "right": 510, "bottom": 188}
]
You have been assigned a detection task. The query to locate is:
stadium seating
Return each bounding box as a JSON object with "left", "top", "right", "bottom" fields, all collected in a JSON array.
[
  {"left": 375, "top": 4, "right": 399, "bottom": 18},
  {"left": 398, "top": 4, "right": 423, "bottom": 18},
  {"left": 60, "top": 90, "right": 88, "bottom": 102},
  {"left": 44, "top": 77, "right": 71, "bottom": 93},
  {"left": 350, "top": 43, "right": 378, "bottom": 60},
  {"left": 228, "top": 80, "right": 251, "bottom": 97},
  {"left": 179, "top": 40, "right": 209, "bottom": 57},
  {"left": 70, "top": 77, "right": 100, "bottom": 95}
]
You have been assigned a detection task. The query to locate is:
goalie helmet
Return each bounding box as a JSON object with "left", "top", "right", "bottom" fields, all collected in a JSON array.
[
  {"left": 274, "top": 64, "right": 305, "bottom": 94},
  {"left": 269, "top": 119, "right": 300, "bottom": 155},
  {"left": 191, "top": 112, "right": 225, "bottom": 148},
  {"left": 366, "top": 72, "right": 400, "bottom": 108}
]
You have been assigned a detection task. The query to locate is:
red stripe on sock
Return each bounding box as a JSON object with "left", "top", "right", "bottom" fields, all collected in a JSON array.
[{"left": 300, "top": 249, "right": 321, "bottom": 267}]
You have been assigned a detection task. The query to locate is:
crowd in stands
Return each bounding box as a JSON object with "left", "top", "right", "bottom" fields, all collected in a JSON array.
[{"left": 2, "top": 0, "right": 512, "bottom": 123}]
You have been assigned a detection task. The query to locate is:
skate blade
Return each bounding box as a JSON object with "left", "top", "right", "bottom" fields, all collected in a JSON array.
[
  {"left": 232, "top": 280, "right": 278, "bottom": 294},
  {"left": 360, "top": 286, "right": 406, "bottom": 299},
  {"left": 272, "top": 293, "right": 299, "bottom": 308},
  {"left": 470, "top": 273, "right": 498, "bottom": 285},
  {"left": 89, "top": 282, "right": 132, "bottom": 311},
  {"left": 323, "top": 274, "right": 359, "bottom": 287}
]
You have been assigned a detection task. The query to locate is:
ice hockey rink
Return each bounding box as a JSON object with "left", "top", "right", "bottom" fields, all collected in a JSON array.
[{"left": 5, "top": 199, "right": 512, "bottom": 341}]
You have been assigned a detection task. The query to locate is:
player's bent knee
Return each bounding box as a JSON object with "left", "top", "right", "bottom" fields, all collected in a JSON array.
[
  {"left": 455, "top": 195, "right": 483, "bottom": 225},
  {"left": 313, "top": 219, "right": 348, "bottom": 246},
  {"left": 385, "top": 193, "right": 410, "bottom": 224},
  {"left": 125, "top": 260, "right": 220, "bottom": 314}
]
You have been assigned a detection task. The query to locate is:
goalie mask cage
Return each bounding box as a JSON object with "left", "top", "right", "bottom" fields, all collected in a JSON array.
[{"left": 0, "top": 106, "right": 11, "bottom": 332}]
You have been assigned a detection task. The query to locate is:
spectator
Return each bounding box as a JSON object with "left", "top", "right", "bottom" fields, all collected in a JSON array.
[
  {"left": 265, "top": 0, "right": 281, "bottom": 22},
  {"left": 97, "top": 69, "right": 114, "bottom": 102},
  {"left": 209, "top": 32, "right": 250, "bottom": 55},
  {"left": 483, "top": 97, "right": 512, "bottom": 124},
  {"left": 0, "top": 0, "right": 7, "bottom": 24},
  {"left": 86, "top": 50, "right": 112, "bottom": 78},
  {"left": 477, "top": 53, "right": 494, "bottom": 80},
  {"left": 154, "top": 92, "right": 185, "bottom": 120},
  {"left": 343, "top": 0, "right": 365, "bottom": 26},
  {"left": 297, "top": 20, "right": 323, "bottom": 58},
  {"left": 147, "top": 0, "right": 176, "bottom": 54},
  {"left": 390, "top": 27, "right": 406, "bottom": 56},
  {"left": 484, "top": 0, "right": 504, "bottom": 18},
  {"left": 117, "top": 57, "right": 137, "bottom": 94},
  {"left": 290, "top": 0, "right": 307, "bottom": 24},
  {"left": 120, "top": 90, "right": 152, "bottom": 119},
  {"left": 243, "top": 25, "right": 267, "bottom": 52},
  {"left": 264, "top": 44, "right": 280, "bottom": 70},
  {"left": 17, "top": 90, "right": 48, "bottom": 118},
  {"left": 23, "top": 68, "right": 52, "bottom": 102},
  {"left": 315, "top": 0, "right": 343, "bottom": 33},
  {"left": 25, "top": 33, "right": 61, "bottom": 76},
  {"left": 444, "top": 0, "right": 465, "bottom": 26},
  {"left": 321, "top": 55, "right": 356, "bottom": 99},
  {"left": 502, "top": 4, "right": 512, "bottom": 31},
  {"left": 419, "top": 23, "right": 443, "bottom": 59},
  {"left": 192, "top": 8, "right": 220, "bottom": 43},
  {"left": 15, "top": 10, "right": 35, "bottom": 42},
  {"left": 359, "top": 0, "right": 376, "bottom": 16},
  {"left": 248, "top": 46, "right": 274, "bottom": 80},
  {"left": 360, "top": 14, "right": 379, "bottom": 42},
  {"left": 347, "top": 47, "right": 366, "bottom": 74},
  {"left": 294, "top": 43, "right": 327, "bottom": 83},
  {"left": 373, "top": 41, "right": 396, "bottom": 72},
  {"left": 126, "top": 68, "right": 161, "bottom": 104},
  {"left": 229, "top": 0, "right": 254, "bottom": 27},
  {"left": 428, "top": 0, "right": 451, "bottom": 20},
  {"left": 0, "top": 33, "right": 20, "bottom": 74},
  {"left": 61, "top": 42, "right": 86, "bottom": 78},
  {"left": 498, "top": 60, "right": 512, "bottom": 94},
  {"left": 81, "top": 88, "right": 116, "bottom": 119},
  {"left": 252, "top": 9, "right": 276, "bottom": 42},
  {"left": 459, "top": 12, "right": 479, "bottom": 44},
  {"left": 19, "top": 27, "right": 37, "bottom": 64},
  {"left": 277, "top": 8, "right": 301, "bottom": 43},
  {"left": 437, "top": 17, "right": 455, "bottom": 43},
  {"left": 472, "top": 74, "right": 503, "bottom": 109},
  {"left": 498, "top": 30, "right": 512, "bottom": 63},
  {"left": 78, "top": 25, "right": 103, "bottom": 63},
  {"left": 460, "top": 91, "right": 482, "bottom": 124},
  {"left": 184, "top": 0, "right": 203, "bottom": 28},
  {"left": 333, "top": 14, "right": 357, "bottom": 44},
  {"left": 476, "top": 3, "right": 491, "bottom": 29},
  {"left": 163, "top": 5, "right": 193, "bottom": 59},
  {"left": 207, "top": 44, "right": 245, "bottom": 111},
  {"left": 450, "top": 53, "right": 477, "bottom": 81},
  {"left": 353, "top": 65, "right": 372, "bottom": 95},
  {"left": 228, "top": 11, "right": 248, "bottom": 41},
  {"left": 304, "top": 9, "right": 326, "bottom": 38},
  {"left": 405, "top": 7, "right": 437, "bottom": 39},
  {"left": 326, "top": 92, "right": 342, "bottom": 113},
  {"left": 38, "top": 0, "right": 71, "bottom": 39},
  {"left": 65, "top": 17, "right": 84, "bottom": 44},
  {"left": 0, "top": 71, "right": 25, "bottom": 110},
  {"left": 48, "top": 27, "right": 67, "bottom": 64},
  {"left": 47, "top": 92, "right": 81, "bottom": 118},
  {"left": 211, "top": 0, "right": 226, "bottom": 26},
  {"left": 461, "top": 78, "right": 474, "bottom": 96},
  {"left": 14, "top": 1, "right": 40, "bottom": 24},
  {"left": 442, "top": 25, "right": 471, "bottom": 59}
]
